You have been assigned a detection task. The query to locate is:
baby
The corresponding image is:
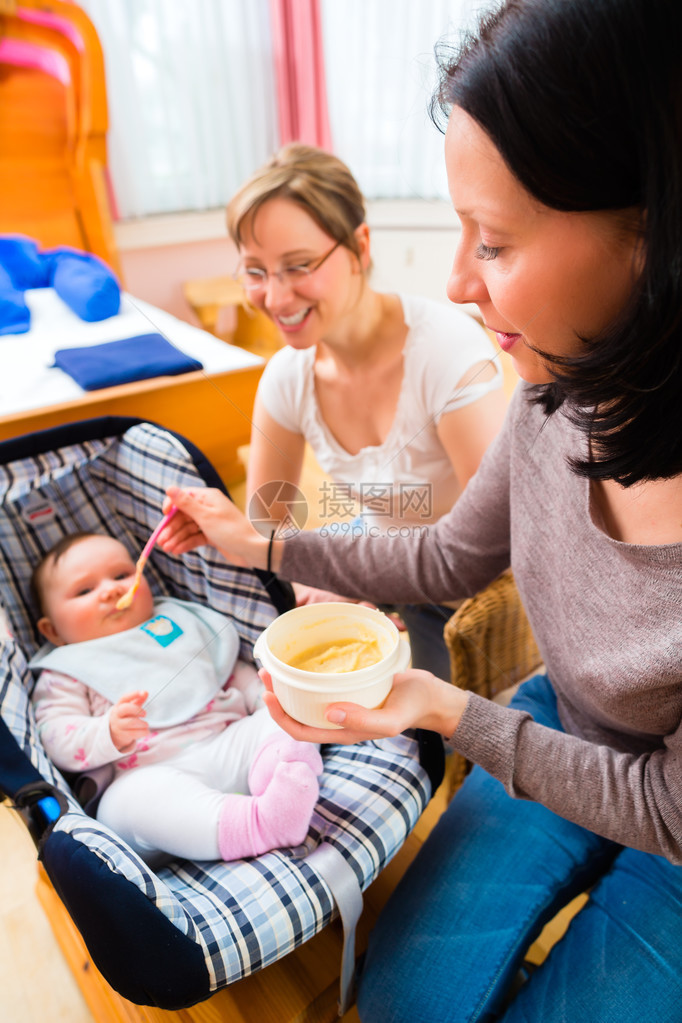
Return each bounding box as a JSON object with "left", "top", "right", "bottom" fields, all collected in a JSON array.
[{"left": 29, "top": 532, "right": 322, "bottom": 865}]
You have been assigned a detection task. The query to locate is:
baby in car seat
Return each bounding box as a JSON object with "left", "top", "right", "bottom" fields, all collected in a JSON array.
[{"left": 29, "top": 531, "right": 322, "bottom": 865}]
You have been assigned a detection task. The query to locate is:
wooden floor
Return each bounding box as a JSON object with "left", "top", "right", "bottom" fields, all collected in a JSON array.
[{"left": 1, "top": 801, "right": 94, "bottom": 1023}]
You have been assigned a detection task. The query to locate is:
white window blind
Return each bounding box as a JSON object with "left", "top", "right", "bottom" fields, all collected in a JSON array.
[
  {"left": 79, "top": 0, "right": 488, "bottom": 217},
  {"left": 79, "top": 0, "right": 279, "bottom": 219},
  {"left": 321, "top": 0, "right": 484, "bottom": 200}
]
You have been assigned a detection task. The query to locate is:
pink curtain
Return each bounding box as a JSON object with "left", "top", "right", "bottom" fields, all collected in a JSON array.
[{"left": 269, "top": 0, "right": 333, "bottom": 151}]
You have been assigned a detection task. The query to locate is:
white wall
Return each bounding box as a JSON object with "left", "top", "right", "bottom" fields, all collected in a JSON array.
[{"left": 364, "top": 201, "right": 466, "bottom": 309}]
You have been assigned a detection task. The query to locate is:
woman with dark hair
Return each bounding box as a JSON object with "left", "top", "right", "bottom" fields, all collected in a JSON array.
[{"left": 160, "top": 0, "right": 682, "bottom": 1018}]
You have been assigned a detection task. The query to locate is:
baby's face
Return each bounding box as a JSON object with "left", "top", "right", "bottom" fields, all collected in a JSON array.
[{"left": 39, "top": 535, "right": 155, "bottom": 646}]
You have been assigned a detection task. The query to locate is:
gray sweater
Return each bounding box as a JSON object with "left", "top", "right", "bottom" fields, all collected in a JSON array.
[{"left": 281, "top": 383, "right": 682, "bottom": 862}]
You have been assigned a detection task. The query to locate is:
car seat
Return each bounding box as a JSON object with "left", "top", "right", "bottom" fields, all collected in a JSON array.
[{"left": 0, "top": 415, "right": 443, "bottom": 1015}]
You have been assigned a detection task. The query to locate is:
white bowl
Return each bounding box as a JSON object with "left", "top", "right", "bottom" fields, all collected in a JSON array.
[{"left": 253, "top": 602, "right": 411, "bottom": 728}]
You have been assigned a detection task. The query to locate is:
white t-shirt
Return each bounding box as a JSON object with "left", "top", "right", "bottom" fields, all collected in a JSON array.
[{"left": 257, "top": 294, "right": 503, "bottom": 529}]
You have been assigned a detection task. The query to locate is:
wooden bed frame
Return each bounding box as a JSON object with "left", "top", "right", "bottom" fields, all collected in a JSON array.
[{"left": 0, "top": 363, "right": 261, "bottom": 486}]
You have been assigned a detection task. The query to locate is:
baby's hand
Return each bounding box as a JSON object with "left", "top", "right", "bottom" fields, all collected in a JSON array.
[{"left": 110, "top": 690, "right": 149, "bottom": 752}]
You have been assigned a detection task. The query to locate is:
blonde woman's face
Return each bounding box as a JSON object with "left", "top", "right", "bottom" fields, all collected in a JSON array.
[
  {"left": 444, "top": 107, "right": 640, "bottom": 384},
  {"left": 238, "top": 198, "right": 368, "bottom": 347}
]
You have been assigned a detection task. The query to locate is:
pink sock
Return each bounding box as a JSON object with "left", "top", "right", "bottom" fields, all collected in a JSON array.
[
  {"left": 218, "top": 761, "right": 319, "bottom": 861},
  {"left": 248, "top": 734, "right": 323, "bottom": 796}
]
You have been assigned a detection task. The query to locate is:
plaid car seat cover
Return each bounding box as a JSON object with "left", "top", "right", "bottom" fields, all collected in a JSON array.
[{"left": 0, "top": 422, "right": 431, "bottom": 989}]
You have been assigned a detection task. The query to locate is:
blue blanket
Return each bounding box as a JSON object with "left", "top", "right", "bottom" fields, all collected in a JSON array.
[{"left": 53, "top": 333, "right": 203, "bottom": 390}]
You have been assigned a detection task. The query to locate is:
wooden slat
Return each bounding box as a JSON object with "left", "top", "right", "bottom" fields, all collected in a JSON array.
[{"left": 0, "top": 65, "right": 84, "bottom": 251}]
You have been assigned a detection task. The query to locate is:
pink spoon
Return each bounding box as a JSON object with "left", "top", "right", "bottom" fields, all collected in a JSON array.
[{"left": 116, "top": 506, "right": 177, "bottom": 610}]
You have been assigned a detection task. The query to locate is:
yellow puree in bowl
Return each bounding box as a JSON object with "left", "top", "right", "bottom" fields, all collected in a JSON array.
[{"left": 288, "top": 634, "right": 383, "bottom": 673}]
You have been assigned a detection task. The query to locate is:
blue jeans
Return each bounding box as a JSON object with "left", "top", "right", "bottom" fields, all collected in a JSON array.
[{"left": 356, "top": 674, "right": 682, "bottom": 1023}]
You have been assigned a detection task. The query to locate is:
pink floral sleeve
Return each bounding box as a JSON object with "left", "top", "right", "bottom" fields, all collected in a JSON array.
[{"left": 32, "top": 669, "right": 122, "bottom": 772}]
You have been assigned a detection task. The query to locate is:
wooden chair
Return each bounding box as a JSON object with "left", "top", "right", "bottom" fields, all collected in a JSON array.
[{"left": 443, "top": 569, "right": 544, "bottom": 795}]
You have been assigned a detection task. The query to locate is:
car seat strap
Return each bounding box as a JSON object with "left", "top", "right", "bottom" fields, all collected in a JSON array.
[{"left": 307, "top": 842, "right": 364, "bottom": 1016}]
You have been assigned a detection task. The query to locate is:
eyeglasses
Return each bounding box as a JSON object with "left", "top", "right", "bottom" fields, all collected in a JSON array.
[{"left": 235, "top": 241, "right": 342, "bottom": 291}]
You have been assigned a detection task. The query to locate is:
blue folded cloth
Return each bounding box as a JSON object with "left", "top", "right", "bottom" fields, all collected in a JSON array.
[
  {"left": 0, "top": 264, "right": 31, "bottom": 336},
  {"left": 53, "top": 333, "right": 203, "bottom": 391}
]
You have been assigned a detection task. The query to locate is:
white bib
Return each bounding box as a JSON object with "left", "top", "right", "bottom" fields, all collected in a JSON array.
[{"left": 30, "top": 597, "right": 240, "bottom": 727}]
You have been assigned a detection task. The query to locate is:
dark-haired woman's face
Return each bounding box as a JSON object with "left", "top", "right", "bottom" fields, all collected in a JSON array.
[{"left": 444, "top": 107, "right": 640, "bottom": 385}]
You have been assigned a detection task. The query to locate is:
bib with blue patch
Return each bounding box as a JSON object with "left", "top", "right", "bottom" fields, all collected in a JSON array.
[{"left": 30, "top": 597, "right": 240, "bottom": 727}]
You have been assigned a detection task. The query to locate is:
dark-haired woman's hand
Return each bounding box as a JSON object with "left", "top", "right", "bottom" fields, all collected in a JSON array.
[{"left": 259, "top": 667, "right": 468, "bottom": 746}]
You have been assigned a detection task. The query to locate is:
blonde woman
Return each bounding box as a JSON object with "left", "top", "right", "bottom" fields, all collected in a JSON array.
[{"left": 229, "top": 144, "right": 507, "bottom": 679}]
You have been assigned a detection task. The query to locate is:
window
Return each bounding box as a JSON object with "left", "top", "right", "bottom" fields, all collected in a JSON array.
[
  {"left": 80, "top": 0, "right": 487, "bottom": 218},
  {"left": 321, "top": 0, "right": 483, "bottom": 200},
  {"left": 79, "top": 0, "right": 278, "bottom": 218}
]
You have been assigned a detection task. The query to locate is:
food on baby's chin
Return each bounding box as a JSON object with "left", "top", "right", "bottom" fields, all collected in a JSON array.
[{"left": 287, "top": 635, "right": 383, "bottom": 673}]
